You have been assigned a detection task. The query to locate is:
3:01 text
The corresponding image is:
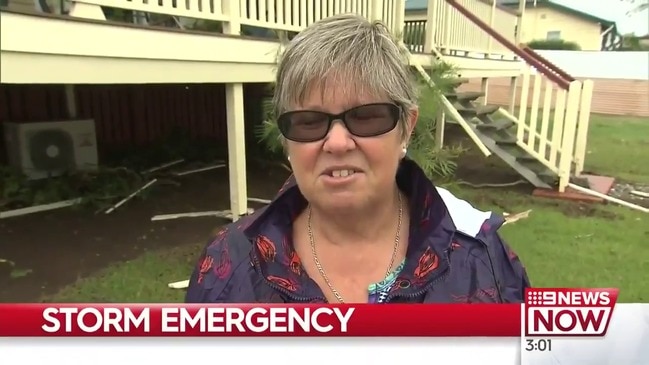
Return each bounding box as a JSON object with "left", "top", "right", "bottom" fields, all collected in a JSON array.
[{"left": 525, "top": 339, "right": 552, "bottom": 352}]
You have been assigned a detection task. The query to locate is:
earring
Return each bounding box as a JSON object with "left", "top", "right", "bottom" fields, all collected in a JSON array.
[
  {"left": 287, "top": 156, "right": 291, "bottom": 162},
  {"left": 401, "top": 147, "right": 407, "bottom": 158}
]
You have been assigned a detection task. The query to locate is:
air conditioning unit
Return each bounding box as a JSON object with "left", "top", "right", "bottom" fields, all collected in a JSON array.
[{"left": 3, "top": 119, "right": 98, "bottom": 180}]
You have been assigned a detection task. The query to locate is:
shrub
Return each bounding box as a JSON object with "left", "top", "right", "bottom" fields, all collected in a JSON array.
[{"left": 527, "top": 39, "right": 581, "bottom": 51}]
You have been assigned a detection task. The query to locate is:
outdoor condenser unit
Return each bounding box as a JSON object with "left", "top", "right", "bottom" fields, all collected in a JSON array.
[{"left": 3, "top": 119, "right": 99, "bottom": 180}]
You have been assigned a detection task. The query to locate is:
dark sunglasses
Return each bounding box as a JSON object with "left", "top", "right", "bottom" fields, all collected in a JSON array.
[{"left": 277, "top": 103, "right": 401, "bottom": 142}]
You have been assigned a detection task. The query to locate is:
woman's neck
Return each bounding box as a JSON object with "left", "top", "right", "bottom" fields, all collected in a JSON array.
[{"left": 308, "top": 189, "right": 405, "bottom": 247}]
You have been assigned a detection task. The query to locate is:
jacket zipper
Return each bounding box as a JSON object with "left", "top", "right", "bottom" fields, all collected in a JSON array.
[
  {"left": 252, "top": 255, "right": 327, "bottom": 303},
  {"left": 384, "top": 249, "right": 452, "bottom": 303},
  {"left": 454, "top": 230, "right": 506, "bottom": 303}
]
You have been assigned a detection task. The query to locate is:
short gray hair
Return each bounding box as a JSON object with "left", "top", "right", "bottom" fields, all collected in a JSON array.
[{"left": 273, "top": 13, "right": 418, "bottom": 138}]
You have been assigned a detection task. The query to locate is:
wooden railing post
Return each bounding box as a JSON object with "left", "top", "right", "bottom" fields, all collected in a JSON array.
[
  {"left": 508, "top": 76, "right": 518, "bottom": 114},
  {"left": 515, "top": 0, "right": 525, "bottom": 45},
  {"left": 222, "top": 0, "right": 241, "bottom": 35},
  {"left": 68, "top": 0, "right": 106, "bottom": 20},
  {"left": 435, "top": 109, "right": 446, "bottom": 150},
  {"left": 443, "top": 1, "right": 452, "bottom": 53},
  {"left": 371, "top": 0, "right": 385, "bottom": 21},
  {"left": 423, "top": 0, "right": 437, "bottom": 53},
  {"left": 394, "top": 0, "right": 406, "bottom": 40},
  {"left": 573, "top": 80, "right": 595, "bottom": 177},
  {"left": 487, "top": 0, "right": 496, "bottom": 53},
  {"left": 480, "top": 77, "right": 489, "bottom": 106},
  {"left": 558, "top": 81, "right": 582, "bottom": 192}
]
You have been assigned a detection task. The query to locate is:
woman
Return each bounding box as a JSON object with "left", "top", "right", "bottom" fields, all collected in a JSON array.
[{"left": 185, "top": 14, "right": 530, "bottom": 304}]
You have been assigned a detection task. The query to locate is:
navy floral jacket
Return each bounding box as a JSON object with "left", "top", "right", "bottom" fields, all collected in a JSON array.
[{"left": 185, "top": 159, "right": 530, "bottom": 303}]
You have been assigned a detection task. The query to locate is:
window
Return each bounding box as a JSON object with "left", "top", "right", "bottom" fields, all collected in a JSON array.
[{"left": 546, "top": 31, "right": 561, "bottom": 40}]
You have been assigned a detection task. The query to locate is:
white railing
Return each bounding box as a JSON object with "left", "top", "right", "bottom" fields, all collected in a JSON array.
[
  {"left": 500, "top": 73, "right": 594, "bottom": 191},
  {"left": 414, "top": 0, "right": 517, "bottom": 58},
  {"left": 68, "top": 0, "right": 404, "bottom": 36},
  {"left": 442, "top": 0, "right": 594, "bottom": 192}
]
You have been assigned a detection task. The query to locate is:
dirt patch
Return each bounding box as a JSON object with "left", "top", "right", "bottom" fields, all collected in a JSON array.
[
  {"left": 444, "top": 124, "right": 534, "bottom": 194},
  {"left": 443, "top": 124, "right": 626, "bottom": 220},
  {"left": 609, "top": 181, "right": 649, "bottom": 210},
  {"left": 549, "top": 200, "right": 619, "bottom": 220},
  {"left": 0, "top": 161, "right": 290, "bottom": 302}
]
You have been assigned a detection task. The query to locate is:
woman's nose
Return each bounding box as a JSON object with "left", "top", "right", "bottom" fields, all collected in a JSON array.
[{"left": 323, "top": 120, "right": 354, "bottom": 153}]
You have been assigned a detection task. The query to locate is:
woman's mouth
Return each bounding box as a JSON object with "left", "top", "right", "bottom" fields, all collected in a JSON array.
[{"left": 329, "top": 169, "right": 356, "bottom": 178}]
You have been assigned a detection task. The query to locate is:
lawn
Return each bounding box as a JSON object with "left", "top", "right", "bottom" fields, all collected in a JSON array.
[{"left": 43, "top": 113, "right": 649, "bottom": 303}]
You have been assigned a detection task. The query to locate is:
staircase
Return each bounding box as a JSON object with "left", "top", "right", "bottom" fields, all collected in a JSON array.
[
  {"left": 408, "top": 56, "right": 561, "bottom": 190},
  {"left": 404, "top": 0, "right": 595, "bottom": 193},
  {"left": 445, "top": 80, "right": 557, "bottom": 189}
]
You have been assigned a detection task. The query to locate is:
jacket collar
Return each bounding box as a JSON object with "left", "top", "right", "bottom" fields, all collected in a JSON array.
[{"left": 243, "top": 159, "right": 457, "bottom": 301}]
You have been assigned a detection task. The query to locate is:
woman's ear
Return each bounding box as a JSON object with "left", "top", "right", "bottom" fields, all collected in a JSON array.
[
  {"left": 401, "top": 107, "right": 419, "bottom": 148},
  {"left": 407, "top": 107, "right": 419, "bottom": 137}
]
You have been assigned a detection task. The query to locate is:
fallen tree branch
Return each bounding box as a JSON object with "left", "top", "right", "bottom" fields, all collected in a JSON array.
[
  {"left": 503, "top": 209, "right": 532, "bottom": 225},
  {"left": 0, "top": 198, "right": 83, "bottom": 219},
  {"left": 168, "top": 279, "right": 190, "bottom": 289},
  {"left": 174, "top": 163, "right": 225, "bottom": 177},
  {"left": 248, "top": 197, "right": 271, "bottom": 204},
  {"left": 456, "top": 179, "right": 528, "bottom": 188},
  {"left": 630, "top": 190, "right": 649, "bottom": 199},
  {"left": 151, "top": 208, "right": 254, "bottom": 221},
  {"left": 104, "top": 179, "right": 158, "bottom": 214},
  {"left": 568, "top": 183, "right": 649, "bottom": 213},
  {"left": 142, "top": 159, "right": 184, "bottom": 174}
]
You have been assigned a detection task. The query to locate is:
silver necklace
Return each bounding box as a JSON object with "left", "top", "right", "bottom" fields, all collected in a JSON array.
[{"left": 307, "top": 192, "right": 403, "bottom": 303}]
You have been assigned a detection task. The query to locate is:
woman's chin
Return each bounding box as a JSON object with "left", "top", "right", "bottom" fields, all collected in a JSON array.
[{"left": 314, "top": 192, "right": 367, "bottom": 211}]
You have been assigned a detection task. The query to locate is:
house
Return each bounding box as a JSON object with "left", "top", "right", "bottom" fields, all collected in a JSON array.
[
  {"left": 0, "top": 0, "right": 595, "bottom": 219},
  {"left": 498, "top": 0, "right": 622, "bottom": 51}
]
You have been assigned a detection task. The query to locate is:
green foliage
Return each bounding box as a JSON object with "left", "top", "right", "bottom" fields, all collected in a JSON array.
[
  {"left": 408, "top": 60, "right": 467, "bottom": 179},
  {"left": 0, "top": 165, "right": 143, "bottom": 212},
  {"left": 0, "top": 128, "right": 226, "bottom": 213},
  {"left": 255, "top": 59, "right": 466, "bottom": 180},
  {"left": 620, "top": 34, "right": 649, "bottom": 51},
  {"left": 254, "top": 90, "right": 285, "bottom": 159},
  {"left": 527, "top": 39, "right": 581, "bottom": 51}
]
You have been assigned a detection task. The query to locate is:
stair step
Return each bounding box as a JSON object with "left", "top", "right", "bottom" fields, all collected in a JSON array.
[
  {"left": 476, "top": 119, "right": 514, "bottom": 131},
  {"left": 475, "top": 104, "right": 500, "bottom": 116},
  {"left": 516, "top": 155, "right": 537, "bottom": 162},
  {"left": 516, "top": 159, "right": 558, "bottom": 185},
  {"left": 538, "top": 170, "right": 559, "bottom": 185},
  {"left": 517, "top": 158, "right": 549, "bottom": 173},
  {"left": 539, "top": 169, "right": 559, "bottom": 180},
  {"left": 445, "top": 91, "right": 485, "bottom": 102},
  {"left": 448, "top": 77, "right": 469, "bottom": 86},
  {"left": 492, "top": 135, "right": 517, "bottom": 145},
  {"left": 477, "top": 113, "right": 497, "bottom": 124},
  {"left": 470, "top": 133, "right": 552, "bottom": 189},
  {"left": 538, "top": 170, "right": 559, "bottom": 183},
  {"left": 457, "top": 104, "right": 499, "bottom": 117}
]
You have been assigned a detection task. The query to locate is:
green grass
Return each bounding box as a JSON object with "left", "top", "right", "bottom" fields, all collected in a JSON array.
[
  {"left": 583, "top": 115, "right": 649, "bottom": 183},
  {"left": 448, "top": 187, "right": 649, "bottom": 302},
  {"left": 44, "top": 113, "right": 649, "bottom": 303},
  {"left": 44, "top": 243, "right": 201, "bottom": 303},
  {"left": 450, "top": 113, "right": 649, "bottom": 302}
]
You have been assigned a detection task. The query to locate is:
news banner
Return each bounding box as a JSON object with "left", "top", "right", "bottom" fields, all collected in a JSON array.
[{"left": 1, "top": 288, "right": 648, "bottom": 365}]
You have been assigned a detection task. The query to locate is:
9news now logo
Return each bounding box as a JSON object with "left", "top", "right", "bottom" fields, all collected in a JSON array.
[{"left": 524, "top": 288, "right": 619, "bottom": 337}]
